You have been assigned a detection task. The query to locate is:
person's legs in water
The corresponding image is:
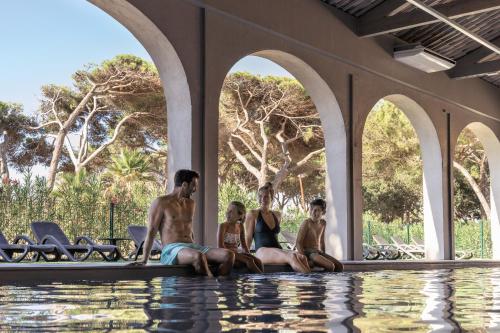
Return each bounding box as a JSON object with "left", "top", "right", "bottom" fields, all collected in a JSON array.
[
  {"left": 176, "top": 247, "right": 213, "bottom": 277},
  {"left": 252, "top": 255, "right": 264, "bottom": 272},
  {"left": 205, "top": 248, "right": 235, "bottom": 276},
  {"left": 256, "top": 247, "right": 311, "bottom": 273},
  {"left": 297, "top": 253, "right": 310, "bottom": 271},
  {"left": 319, "top": 251, "right": 343, "bottom": 272},
  {"left": 234, "top": 253, "right": 263, "bottom": 273},
  {"left": 241, "top": 252, "right": 264, "bottom": 272},
  {"left": 308, "top": 252, "right": 335, "bottom": 272}
]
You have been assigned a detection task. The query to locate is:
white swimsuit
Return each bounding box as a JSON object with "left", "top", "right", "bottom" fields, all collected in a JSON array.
[{"left": 223, "top": 232, "right": 241, "bottom": 248}]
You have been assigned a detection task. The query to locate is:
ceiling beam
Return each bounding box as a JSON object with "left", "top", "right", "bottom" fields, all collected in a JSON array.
[
  {"left": 449, "top": 60, "right": 500, "bottom": 79},
  {"left": 359, "top": 1, "right": 409, "bottom": 23},
  {"left": 456, "top": 36, "right": 500, "bottom": 65},
  {"left": 319, "top": 0, "right": 357, "bottom": 30},
  {"left": 449, "top": 37, "right": 500, "bottom": 79},
  {"left": 358, "top": 0, "right": 500, "bottom": 37},
  {"left": 405, "top": 0, "right": 500, "bottom": 56}
]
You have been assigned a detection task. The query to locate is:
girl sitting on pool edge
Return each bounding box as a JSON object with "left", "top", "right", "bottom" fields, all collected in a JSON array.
[
  {"left": 217, "top": 201, "right": 264, "bottom": 273},
  {"left": 295, "top": 198, "right": 343, "bottom": 272}
]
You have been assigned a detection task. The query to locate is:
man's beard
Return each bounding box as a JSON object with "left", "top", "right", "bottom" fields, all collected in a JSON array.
[{"left": 182, "top": 191, "right": 192, "bottom": 199}]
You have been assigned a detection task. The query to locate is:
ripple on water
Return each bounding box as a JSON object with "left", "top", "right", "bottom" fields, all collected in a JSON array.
[{"left": 0, "top": 269, "right": 500, "bottom": 331}]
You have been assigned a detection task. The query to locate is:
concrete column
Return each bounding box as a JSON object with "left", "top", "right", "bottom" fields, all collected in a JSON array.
[{"left": 351, "top": 76, "right": 365, "bottom": 261}]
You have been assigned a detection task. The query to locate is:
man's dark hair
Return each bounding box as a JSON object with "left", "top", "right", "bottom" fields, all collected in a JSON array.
[
  {"left": 174, "top": 169, "right": 200, "bottom": 187},
  {"left": 309, "top": 198, "right": 326, "bottom": 212}
]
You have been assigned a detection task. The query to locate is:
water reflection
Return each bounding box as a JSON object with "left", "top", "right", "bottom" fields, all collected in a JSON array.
[
  {"left": 420, "top": 270, "right": 461, "bottom": 332},
  {"left": 218, "top": 273, "right": 332, "bottom": 331},
  {"left": 489, "top": 268, "right": 500, "bottom": 330},
  {"left": 1, "top": 269, "right": 500, "bottom": 331},
  {"left": 325, "top": 274, "right": 363, "bottom": 332},
  {"left": 143, "top": 276, "right": 222, "bottom": 332}
]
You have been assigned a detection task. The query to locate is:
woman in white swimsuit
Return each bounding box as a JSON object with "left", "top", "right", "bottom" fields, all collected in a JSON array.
[{"left": 217, "top": 201, "right": 264, "bottom": 273}]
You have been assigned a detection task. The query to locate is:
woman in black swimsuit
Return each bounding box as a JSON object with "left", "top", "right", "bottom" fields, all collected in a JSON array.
[{"left": 245, "top": 182, "right": 311, "bottom": 273}]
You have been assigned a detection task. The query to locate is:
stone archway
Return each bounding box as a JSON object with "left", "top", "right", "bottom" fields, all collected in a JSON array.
[
  {"left": 377, "top": 95, "right": 444, "bottom": 259},
  {"left": 88, "top": 0, "right": 192, "bottom": 189},
  {"left": 460, "top": 122, "right": 500, "bottom": 259},
  {"left": 223, "top": 50, "right": 349, "bottom": 259}
]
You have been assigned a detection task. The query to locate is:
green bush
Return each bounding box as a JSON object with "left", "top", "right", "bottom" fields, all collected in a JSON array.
[{"left": 281, "top": 207, "right": 308, "bottom": 234}]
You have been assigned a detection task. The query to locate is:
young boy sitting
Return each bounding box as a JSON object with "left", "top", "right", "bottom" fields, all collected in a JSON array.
[{"left": 296, "top": 198, "right": 343, "bottom": 272}]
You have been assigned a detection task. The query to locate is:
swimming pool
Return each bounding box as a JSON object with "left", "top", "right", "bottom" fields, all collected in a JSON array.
[{"left": 1, "top": 268, "right": 498, "bottom": 331}]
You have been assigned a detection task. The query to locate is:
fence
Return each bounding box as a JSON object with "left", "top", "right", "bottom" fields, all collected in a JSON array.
[
  {"left": 0, "top": 186, "right": 148, "bottom": 255},
  {"left": 363, "top": 218, "right": 492, "bottom": 258},
  {"left": 1, "top": 181, "right": 492, "bottom": 259}
]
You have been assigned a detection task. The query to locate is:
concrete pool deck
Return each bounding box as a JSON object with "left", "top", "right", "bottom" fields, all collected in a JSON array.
[{"left": 2, "top": 260, "right": 500, "bottom": 284}]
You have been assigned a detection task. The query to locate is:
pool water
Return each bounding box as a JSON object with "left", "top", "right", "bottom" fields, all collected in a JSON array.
[{"left": 1, "top": 268, "right": 499, "bottom": 332}]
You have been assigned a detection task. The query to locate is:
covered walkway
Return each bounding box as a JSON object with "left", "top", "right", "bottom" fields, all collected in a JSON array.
[{"left": 90, "top": 0, "right": 500, "bottom": 260}]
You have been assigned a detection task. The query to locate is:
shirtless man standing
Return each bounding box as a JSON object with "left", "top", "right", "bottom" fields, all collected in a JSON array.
[{"left": 130, "top": 169, "right": 235, "bottom": 277}]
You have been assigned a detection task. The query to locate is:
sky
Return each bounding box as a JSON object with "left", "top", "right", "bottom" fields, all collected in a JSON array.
[
  {"left": 0, "top": 0, "right": 292, "bottom": 180},
  {"left": 0, "top": 0, "right": 292, "bottom": 115}
]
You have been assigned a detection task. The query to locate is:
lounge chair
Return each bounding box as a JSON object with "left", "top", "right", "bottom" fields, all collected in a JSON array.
[
  {"left": 411, "top": 237, "right": 473, "bottom": 260},
  {"left": 0, "top": 231, "right": 58, "bottom": 262},
  {"left": 280, "top": 230, "right": 297, "bottom": 250},
  {"left": 127, "top": 225, "right": 163, "bottom": 260},
  {"left": 390, "top": 235, "right": 425, "bottom": 260},
  {"left": 372, "top": 235, "right": 401, "bottom": 260},
  {"left": 363, "top": 243, "right": 381, "bottom": 260},
  {"left": 31, "top": 221, "right": 121, "bottom": 262}
]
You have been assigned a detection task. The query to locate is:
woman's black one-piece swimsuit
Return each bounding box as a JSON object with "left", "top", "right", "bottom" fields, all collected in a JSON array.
[{"left": 254, "top": 210, "right": 282, "bottom": 250}]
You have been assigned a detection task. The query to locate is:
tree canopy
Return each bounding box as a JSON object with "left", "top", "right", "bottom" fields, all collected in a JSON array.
[
  {"left": 362, "top": 100, "right": 423, "bottom": 224},
  {"left": 219, "top": 72, "right": 325, "bottom": 209},
  {"left": 0, "top": 58, "right": 490, "bottom": 228},
  {"left": 32, "top": 54, "right": 167, "bottom": 189},
  {"left": 0, "top": 102, "right": 50, "bottom": 182}
]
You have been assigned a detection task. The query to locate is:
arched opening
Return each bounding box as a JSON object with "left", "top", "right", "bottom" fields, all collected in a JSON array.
[
  {"left": 217, "top": 51, "right": 348, "bottom": 258},
  {"left": 362, "top": 95, "right": 443, "bottom": 260},
  {"left": 454, "top": 122, "right": 500, "bottom": 259},
  {"left": 89, "top": 0, "right": 192, "bottom": 189},
  {"left": 0, "top": 0, "right": 191, "bottom": 254}
]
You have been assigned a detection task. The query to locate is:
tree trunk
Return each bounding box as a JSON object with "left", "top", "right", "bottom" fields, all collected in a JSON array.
[
  {"left": 0, "top": 150, "right": 8, "bottom": 183},
  {"left": 273, "top": 168, "right": 289, "bottom": 192},
  {"left": 258, "top": 174, "right": 267, "bottom": 187},
  {"left": 454, "top": 161, "right": 491, "bottom": 220},
  {"left": 478, "top": 155, "right": 489, "bottom": 200},
  {"left": 47, "top": 132, "right": 67, "bottom": 190},
  {"left": 298, "top": 175, "right": 306, "bottom": 211},
  {"left": 0, "top": 131, "right": 9, "bottom": 183},
  {"left": 45, "top": 87, "right": 96, "bottom": 191},
  {"left": 276, "top": 194, "right": 286, "bottom": 211},
  {"left": 162, "top": 156, "right": 168, "bottom": 192}
]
